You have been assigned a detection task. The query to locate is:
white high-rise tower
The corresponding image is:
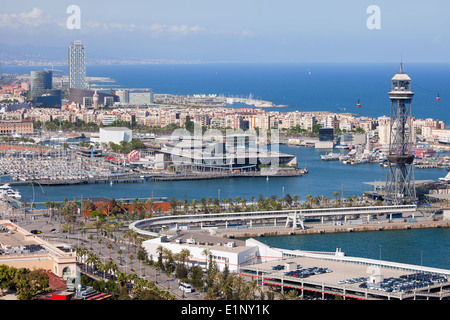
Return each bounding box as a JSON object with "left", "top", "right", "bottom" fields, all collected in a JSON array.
[{"left": 68, "top": 40, "right": 87, "bottom": 89}]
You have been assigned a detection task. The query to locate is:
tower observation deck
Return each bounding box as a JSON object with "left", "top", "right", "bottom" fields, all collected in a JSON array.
[{"left": 385, "top": 63, "right": 416, "bottom": 204}]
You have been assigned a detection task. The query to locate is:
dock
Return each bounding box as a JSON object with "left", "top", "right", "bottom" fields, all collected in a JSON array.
[
  {"left": 6, "top": 175, "right": 146, "bottom": 186},
  {"left": 149, "top": 168, "right": 307, "bottom": 181}
]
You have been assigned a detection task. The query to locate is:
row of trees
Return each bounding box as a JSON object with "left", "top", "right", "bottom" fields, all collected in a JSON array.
[
  {"left": 0, "top": 265, "right": 50, "bottom": 300},
  {"left": 38, "top": 191, "right": 380, "bottom": 239},
  {"left": 75, "top": 247, "right": 174, "bottom": 300},
  {"left": 168, "top": 192, "right": 381, "bottom": 215}
]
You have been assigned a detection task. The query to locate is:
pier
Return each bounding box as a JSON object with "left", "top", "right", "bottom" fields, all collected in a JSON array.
[
  {"left": 150, "top": 168, "right": 306, "bottom": 181},
  {"left": 239, "top": 252, "right": 450, "bottom": 300},
  {"left": 129, "top": 204, "right": 419, "bottom": 237},
  {"left": 5, "top": 174, "right": 146, "bottom": 186}
]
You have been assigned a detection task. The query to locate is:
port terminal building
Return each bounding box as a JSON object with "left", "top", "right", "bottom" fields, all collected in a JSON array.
[{"left": 159, "top": 134, "right": 297, "bottom": 172}]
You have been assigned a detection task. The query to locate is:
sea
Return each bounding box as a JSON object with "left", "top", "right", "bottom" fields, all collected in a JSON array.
[
  {"left": 2, "top": 63, "right": 450, "bottom": 269},
  {"left": 4, "top": 62, "right": 449, "bottom": 123}
]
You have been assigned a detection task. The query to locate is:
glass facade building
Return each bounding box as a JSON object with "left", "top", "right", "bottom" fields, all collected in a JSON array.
[
  {"left": 30, "top": 70, "right": 52, "bottom": 97},
  {"left": 68, "top": 40, "right": 87, "bottom": 89},
  {"left": 319, "top": 128, "right": 334, "bottom": 141}
]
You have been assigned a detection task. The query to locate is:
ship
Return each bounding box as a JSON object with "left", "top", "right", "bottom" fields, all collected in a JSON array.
[
  {"left": 321, "top": 152, "right": 340, "bottom": 161},
  {"left": 439, "top": 172, "right": 450, "bottom": 182},
  {"left": 0, "top": 184, "right": 22, "bottom": 200},
  {"left": 438, "top": 135, "right": 450, "bottom": 145}
]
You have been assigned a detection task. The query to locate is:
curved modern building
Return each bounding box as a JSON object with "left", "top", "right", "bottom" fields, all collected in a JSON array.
[{"left": 30, "top": 70, "right": 52, "bottom": 97}]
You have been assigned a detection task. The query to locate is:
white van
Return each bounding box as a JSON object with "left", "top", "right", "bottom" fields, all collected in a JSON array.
[{"left": 179, "top": 282, "right": 193, "bottom": 293}]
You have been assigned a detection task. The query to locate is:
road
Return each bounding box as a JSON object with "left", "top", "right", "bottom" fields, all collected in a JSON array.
[{"left": 4, "top": 209, "right": 205, "bottom": 300}]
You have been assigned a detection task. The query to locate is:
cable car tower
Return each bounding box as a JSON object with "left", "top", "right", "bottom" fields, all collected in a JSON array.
[{"left": 385, "top": 63, "right": 416, "bottom": 204}]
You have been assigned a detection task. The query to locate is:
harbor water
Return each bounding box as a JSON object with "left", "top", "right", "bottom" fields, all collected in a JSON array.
[{"left": 12, "top": 145, "right": 446, "bottom": 204}]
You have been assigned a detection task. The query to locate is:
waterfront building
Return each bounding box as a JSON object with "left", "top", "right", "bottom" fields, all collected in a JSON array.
[
  {"left": 68, "top": 40, "right": 87, "bottom": 89},
  {"left": 99, "top": 114, "right": 116, "bottom": 125},
  {"left": 68, "top": 88, "right": 119, "bottom": 107},
  {"left": 143, "top": 234, "right": 282, "bottom": 272},
  {"left": 129, "top": 89, "right": 154, "bottom": 105},
  {"left": 0, "top": 120, "right": 33, "bottom": 135},
  {"left": 338, "top": 133, "right": 365, "bottom": 147},
  {"left": 0, "top": 220, "right": 78, "bottom": 280},
  {"left": 29, "top": 70, "right": 62, "bottom": 108},
  {"left": 30, "top": 70, "right": 52, "bottom": 97},
  {"left": 116, "top": 88, "right": 154, "bottom": 105},
  {"left": 160, "top": 133, "right": 297, "bottom": 172},
  {"left": 316, "top": 127, "right": 334, "bottom": 149},
  {"left": 98, "top": 127, "right": 132, "bottom": 144}
]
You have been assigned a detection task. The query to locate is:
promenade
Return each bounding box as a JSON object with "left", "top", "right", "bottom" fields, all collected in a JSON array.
[{"left": 213, "top": 217, "right": 450, "bottom": 238}]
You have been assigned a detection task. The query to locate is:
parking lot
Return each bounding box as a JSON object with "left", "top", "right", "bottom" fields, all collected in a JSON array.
[{"left": 240, "top": 256, "right": 450, "bottom": 300}]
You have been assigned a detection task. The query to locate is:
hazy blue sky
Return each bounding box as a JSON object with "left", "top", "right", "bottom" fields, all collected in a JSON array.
[{"left": 1, "top": 0, "right": 449, "bottom": 63}]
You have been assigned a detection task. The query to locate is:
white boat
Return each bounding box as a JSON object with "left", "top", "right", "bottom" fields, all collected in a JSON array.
[
  {"left": 0, "top": 184, "right": 22, "bottom": 199},
  {"left": 439, "top": 172, "right": 450, "bottom": 182},
  {"left": 321, "top": 152, "right": 340, "bottom": 161},
  {"left": 438, "top": 135, "right": 450, "bottom": 145}
]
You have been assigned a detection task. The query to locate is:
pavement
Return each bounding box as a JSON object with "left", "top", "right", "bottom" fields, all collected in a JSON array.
[{"left": 1, "top": 209, "right": 204, "bottom": 300}]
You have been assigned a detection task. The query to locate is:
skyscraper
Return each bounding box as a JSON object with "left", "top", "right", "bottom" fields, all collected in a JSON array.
[
  {"left": 385, "top": 63, "right": 416, "bottom": 204},
  {"left": 68, "top": 40, "right": 86, "bottom": 89},
  {"left": 30, "top": 70, "right": 52, "bottom": 97},
  {"left": 29, "top": 70, "right": 62, "bottom": 108}
]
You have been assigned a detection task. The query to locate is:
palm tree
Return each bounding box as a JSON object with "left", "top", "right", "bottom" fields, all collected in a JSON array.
[
  {"left": 86, "top": 252, "right": 99, "bottom": 273},
  {"left": 129, "top": 254, "right": 134, "bottom": 271},
  {"left": 222, "top": 198, "right": 228, "bottom": 212},
  {"left": 179, "top": 248, "right": 191, "bottom": 265},
  {"left": 190, "top": 199, "right": 198, "bottom": 212},
  {"left": 332, "top": 191, "right": 340, "bottom": 204},
  {"left": 293, "top": 194, "right": 299, "bottom": 207},
  {"left": 145, "top": 198, "right": 154, "bottom": 217},
  {"left": 306, "top": 194, "right": 313, "bottom": 208},
  {"left": 156, "top": 245, "right": 164, "bottom": 269},
  {"left": 248, "top": 279, "right": 260, "bottom": 299},
  {"left": 239, "top": 284, "right": 254, "bottom": 300},
  {"left": 201, "top": 248, "right": 211, "bottom": 270}
]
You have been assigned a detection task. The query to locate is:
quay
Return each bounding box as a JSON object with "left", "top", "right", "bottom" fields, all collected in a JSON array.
[
  {"left": 217, "top": 218, "right": 450, "bottom": 238},
  {"left": 150, "top": 168, "right": 306, "bottom": 181},
  {"left": 6, "top": 174, "right": 146, "bottom": 186},
  {"left": 3, "top": 168, "right": 306, "bottom": 185},
  {"left": 129, "top": 205, "right": 421, "bottom": 237}
]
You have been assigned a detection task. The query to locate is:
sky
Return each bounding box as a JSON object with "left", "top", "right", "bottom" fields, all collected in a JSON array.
[{"left": 1, "top": 0, "right": 450, "bottom": 63}]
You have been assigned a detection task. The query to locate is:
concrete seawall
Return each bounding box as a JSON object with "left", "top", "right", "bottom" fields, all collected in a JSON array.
[{"left": 219, "top": 219, "right": 450, "bottom": 239}]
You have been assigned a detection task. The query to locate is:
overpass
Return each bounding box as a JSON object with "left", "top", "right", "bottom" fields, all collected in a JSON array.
[{"left": 129, "top": 204, "right": 417, "bottom": 237}]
